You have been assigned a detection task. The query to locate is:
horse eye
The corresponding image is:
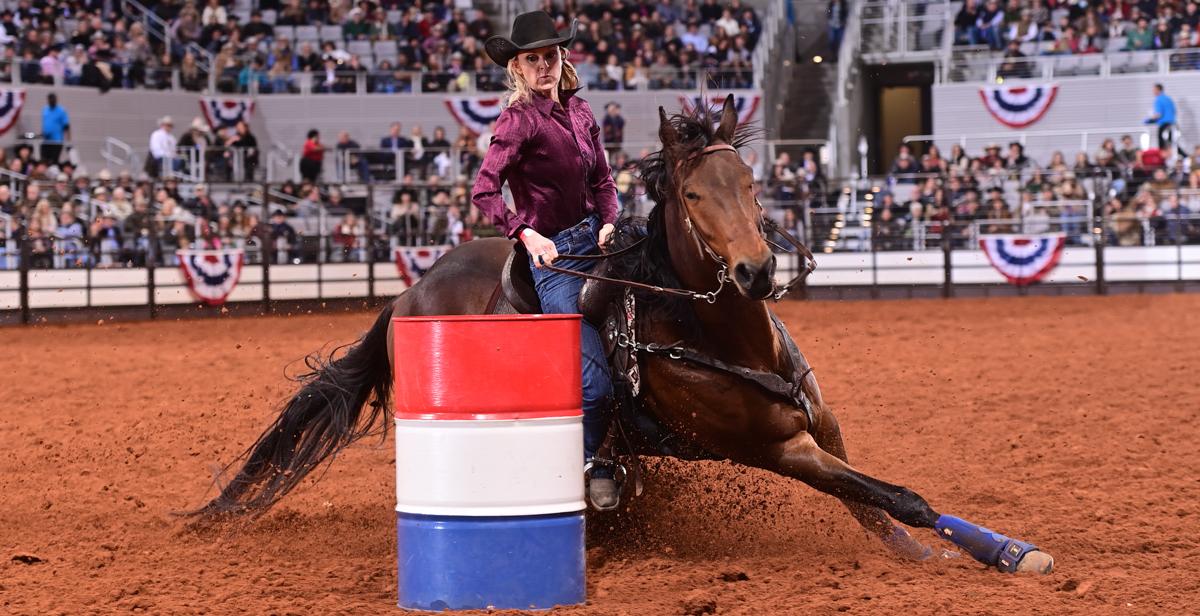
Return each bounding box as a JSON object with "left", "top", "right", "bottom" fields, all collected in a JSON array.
[{"left": 685, "top": 191, "right": 700, "bottom": 200}]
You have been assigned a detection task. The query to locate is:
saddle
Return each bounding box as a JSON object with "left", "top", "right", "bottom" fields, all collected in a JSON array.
[
  {"left": 495, "top": 242, "right": 618, "bottom": 326},
  {"left": 498, "top": 242, "right": 541, "bottom": 314},
  {"left": 492, "top": 237, "right": 716, "bottom": 462}
]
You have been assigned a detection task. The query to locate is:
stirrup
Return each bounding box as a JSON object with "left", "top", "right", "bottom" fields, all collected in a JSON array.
[
  {"left": 584, "top": 458, "right": 628, "bottom": 483},
  {"left": 583, "top": 458, "right": 627, "bottom": 511}
]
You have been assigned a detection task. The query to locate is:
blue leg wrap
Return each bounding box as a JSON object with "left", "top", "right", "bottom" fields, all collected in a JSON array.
[{"left": 934, "top": 515, "right": 1039, "bottom": 573}]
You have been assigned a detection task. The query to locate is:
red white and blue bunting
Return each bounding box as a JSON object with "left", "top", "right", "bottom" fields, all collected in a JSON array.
[
  {"left": 178, "top": 248, "right": 245, "bottom": 305},
  {"left": 0, "top": 88, "right": 25, "bottom": 136},
  {"left": 395, "top": 246, "right": 451, "bottom": 287},
  {"left": 678, "top": 95, "right": 761, "bottom": 126},
  {"left": 444, "top": 97, "right": 504, "bottom": 135},
  {"left": 979, "top": 234, "right": 1066, "bottom": 285},
  {"left": 978, "top": 84, "right": 1058, "bottom": 128},
  {"left": 199, "top": 97, "right": 255, "bottom": 131}
]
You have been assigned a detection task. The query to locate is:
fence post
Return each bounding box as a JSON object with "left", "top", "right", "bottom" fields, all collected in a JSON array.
[
  {"left": 367, "top": 185, "right": 377, "bottom": 304},
  {"left": 1094, "top": 216, "right": 1106, "bottom": 295},
  {"left": 147, "top": 229, "right": 158, "bottom": 319},
  {"left": 261, "top": 182, "right": 273, "bottom": 314},
  {"left": 1175, "top": 199, "right": 1184, "bottom": 292},
  {"left": 18, "top": 231, "right": 30, "bottom": 324},
  {"left": 869, "top": 212, "right": 879, "bottom": 299},
  {"left": 941, "top": 223, "right": 953, "bottom": 298}
]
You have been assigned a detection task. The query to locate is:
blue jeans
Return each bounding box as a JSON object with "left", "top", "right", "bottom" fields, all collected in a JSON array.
[
  {"left": 970, "top": 25, "right": 1002, "bottom": 49},
  {"left": 529, "top": 214, "right": 613, "bottom": 459}
]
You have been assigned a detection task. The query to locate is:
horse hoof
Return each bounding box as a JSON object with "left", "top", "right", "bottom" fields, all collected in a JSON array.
[{"left": 1013, "top": 550, "right": 1054, "bottom": 575}]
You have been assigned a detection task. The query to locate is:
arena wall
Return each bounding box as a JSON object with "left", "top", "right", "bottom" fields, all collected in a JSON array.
[
  {"left": 932, "top": 73, "right": 1199, "bottom": 164},
  {"left": 5, "top": 85, "right": 763, "bottom": 176},
  {"left": 3, "top": 245, "right": 1198, "bottom": 314}
]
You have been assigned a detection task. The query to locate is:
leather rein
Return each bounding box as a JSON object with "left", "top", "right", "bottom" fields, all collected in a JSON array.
[
  {"left": 543, "top": 143, "right": 817, "bottom": 303},
  {"left": 544, "top": 142, "right": 819, "bottom": 425}
]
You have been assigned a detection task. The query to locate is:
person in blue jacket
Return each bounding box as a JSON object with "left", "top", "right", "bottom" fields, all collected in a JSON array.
[
  {"left": 40, "top": 93, "right": 70, "bottom": 165},
  {"left": 1145, "top": 83, "right": 1177, "bottom": 152}
]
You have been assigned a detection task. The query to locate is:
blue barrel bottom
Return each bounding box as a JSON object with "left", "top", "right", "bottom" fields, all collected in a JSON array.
[{"left": 397, "top": 511, "right": 586, "bottom": 611}]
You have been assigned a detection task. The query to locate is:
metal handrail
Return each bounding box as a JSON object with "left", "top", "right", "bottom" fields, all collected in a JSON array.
[
  {"left": 266, "top": 142, "right": 296, "bottom": 183},
  {"left": 860, "top": 0, "right": 951, "bottom": 57},
  {"left": 751, "top": 0, "right": 784, "bottom": 89},
  {"left": 163, "top": 145, "right": 253, "bottom": 184},
  {"left": 940, "top": 48, "right": 1200, "bottom": 84},
  {"left": 828, "top": 0, "right": 866, "bottom": 179},
  {"left": 101, "top": 137, "right": 139, "bottom": 171},
  {"left": 119, "top": 0, "right": 214, "bottom": 73},
  {"left": 903, "top": 127, "right": 1155, "bottom": 153}
]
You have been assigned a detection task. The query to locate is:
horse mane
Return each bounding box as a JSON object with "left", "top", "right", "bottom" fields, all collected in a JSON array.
[
  {"left": 638, "top": 105, "right": 759, "bottom": 207},
  {"left": 605, "top": 104, "right": 760, "bottom": 332}
]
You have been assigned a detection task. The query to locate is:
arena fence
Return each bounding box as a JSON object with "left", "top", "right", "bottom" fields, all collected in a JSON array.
[{"left": 4, "top": 194, "right": 1200, "bottom": 323}]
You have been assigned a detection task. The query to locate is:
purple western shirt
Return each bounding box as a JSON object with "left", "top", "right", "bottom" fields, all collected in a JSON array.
[{"left": 472, "top": 88, "right": 619, "bottom": 239}]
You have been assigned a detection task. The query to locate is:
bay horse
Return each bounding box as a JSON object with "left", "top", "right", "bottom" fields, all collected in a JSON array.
[{"left": 195, "top": 95, "right": 1053, "bottom": 575}]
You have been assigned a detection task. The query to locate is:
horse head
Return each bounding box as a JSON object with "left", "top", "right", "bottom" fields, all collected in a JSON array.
[{"left": 656, "top": 94, "right": 775, "bottom": 300}]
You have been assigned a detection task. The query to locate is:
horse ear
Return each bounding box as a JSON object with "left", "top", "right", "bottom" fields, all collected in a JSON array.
[
  {"left": 715, "top": 93, "right": 738, "bottom": 143},
  {"left": 658, "top": 106, "right": 679, "bottom": 151}
]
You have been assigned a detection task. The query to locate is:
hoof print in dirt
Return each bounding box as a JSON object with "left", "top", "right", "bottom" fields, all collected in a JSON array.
[
  {"left": 718, "top": 570, "right": 749, "bottom": 582},
  {"left": 682, "top": 590, "right": 718, "bottom": 616}
]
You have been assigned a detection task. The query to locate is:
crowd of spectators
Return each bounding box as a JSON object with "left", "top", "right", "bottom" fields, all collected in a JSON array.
[
  {"left": 0, "top": 0, "right": 762, "bottom": 94},
  {"left": 956, "top": 0, "right": 1200, "bottom": 56},
  {"left": 0, "top": 97, "right": 626, "bottom": 269},
  {"left": 870, "top": 134, "right": 1200, "bottom": 249},
  {"left": 10, "top": 128, "right": 1200, "bottom": 269}
]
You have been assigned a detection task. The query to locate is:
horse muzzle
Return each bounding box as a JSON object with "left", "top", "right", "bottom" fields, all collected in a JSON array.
[{"left": 733, "top": 255, "right": 776, "bottom": 300}]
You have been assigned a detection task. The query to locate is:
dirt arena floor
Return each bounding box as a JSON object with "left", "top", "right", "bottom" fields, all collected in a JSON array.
[{"left": 2, "top": 293, "right": 1199, "bottom": 615}]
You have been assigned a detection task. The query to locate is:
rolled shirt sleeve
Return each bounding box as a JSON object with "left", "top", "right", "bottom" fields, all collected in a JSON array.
[{"left": 471, "top": 109, "right": 533, "bottom": 238}]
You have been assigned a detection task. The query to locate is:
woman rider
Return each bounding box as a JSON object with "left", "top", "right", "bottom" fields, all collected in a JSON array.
[{"left": 472, "top": 11, "right": 620, "bottom": 509}]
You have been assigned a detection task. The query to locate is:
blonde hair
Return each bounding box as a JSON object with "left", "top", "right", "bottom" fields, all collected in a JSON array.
[{"left": 505, "top": 47, "right": 580, "bottom": 107}]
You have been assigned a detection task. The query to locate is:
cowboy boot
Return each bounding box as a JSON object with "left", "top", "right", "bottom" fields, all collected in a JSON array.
[{"left": 584, "top": 457, "right": 624, "bottom": 511}]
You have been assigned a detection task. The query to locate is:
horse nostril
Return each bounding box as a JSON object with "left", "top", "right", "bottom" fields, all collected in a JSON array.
[{"left": 734, "top": 262, "right": 756, "bottom": 288}]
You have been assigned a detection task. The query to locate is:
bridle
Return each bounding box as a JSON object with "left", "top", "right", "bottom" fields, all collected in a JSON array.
[
  {"left": 673, "top": 143, "right": 740, "bottom": 298},
  {"left": 548, "top": 142, "right": 823, "bottom": 443},
  {"left": 544, "top": 142, "right": 817, "bottom": 302}
]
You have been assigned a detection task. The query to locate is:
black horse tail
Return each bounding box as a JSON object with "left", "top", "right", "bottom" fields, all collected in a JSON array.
[{"left": 192, "top": 304, "right": 395, "bottom": 517}]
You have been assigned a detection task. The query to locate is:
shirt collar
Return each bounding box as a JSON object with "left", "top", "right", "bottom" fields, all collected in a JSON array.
[{"left": 532, "top": 86, "right": 584, "bottom": 116}]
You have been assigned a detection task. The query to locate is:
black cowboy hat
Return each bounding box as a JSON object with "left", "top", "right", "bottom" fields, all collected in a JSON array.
[{"left": 485, "top": 11, "right": 577, "bottom": 67}]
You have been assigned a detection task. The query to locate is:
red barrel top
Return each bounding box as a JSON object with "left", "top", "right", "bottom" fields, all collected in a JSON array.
[{"left": 392, "top": 315, "right": 582, "bottom": 420}]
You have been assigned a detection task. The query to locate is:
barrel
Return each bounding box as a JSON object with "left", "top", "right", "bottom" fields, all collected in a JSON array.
[{"left": 391, "top": 314, "right": 586, "bottom": 611}]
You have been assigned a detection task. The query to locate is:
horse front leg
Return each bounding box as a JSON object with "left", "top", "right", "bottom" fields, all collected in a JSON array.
[
  {"left": 807, "top": 408, "right": 938, "bottom": 562},
  {"left": 766, "top": 429, "right": 1054, "bottom": 574}
]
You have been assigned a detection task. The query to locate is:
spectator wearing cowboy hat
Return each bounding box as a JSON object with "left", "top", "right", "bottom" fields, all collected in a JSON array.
[
  {"left": 980, "top": 142, "right": 1003, "bottom": 167},
  {"left": 179, "top": 117, "right": 213, "bottom": 177},
  {"left": 147, "top": 115, "right": 176, "bottom": 178},
  {"left": 472, "top": 10, "right": 619, "bottom": 510}
]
